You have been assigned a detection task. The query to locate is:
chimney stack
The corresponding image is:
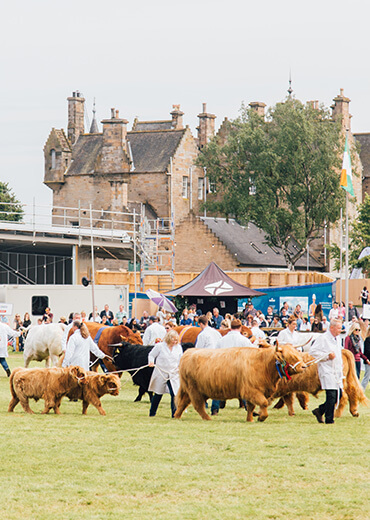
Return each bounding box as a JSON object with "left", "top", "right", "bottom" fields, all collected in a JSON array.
[
  {"left": 249, "top": 101, "right": 266, "bottom": 118},
  {"left": 197, "top": 103, "right": 216, "bottom": 149},
  {"left": 170, "top": 105, "right": 184, "bottom": 129},
  {"left": 100, "top": 108, "right": 130, "bottom": 173},
  {"left": 67, "top": 91, "right": 85, "bottom": 145},
  {"left": 331, "top": 89, "right": 351, "bottom": 131}
]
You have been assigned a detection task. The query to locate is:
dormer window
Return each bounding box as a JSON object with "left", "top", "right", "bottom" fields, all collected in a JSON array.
[{"left": 51, "top": 149, "right": 56, "bottom": 169}]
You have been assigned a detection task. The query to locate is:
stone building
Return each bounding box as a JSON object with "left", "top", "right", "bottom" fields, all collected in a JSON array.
[{"left": 43, "top": 90, "right": 362, "bottom": 278}]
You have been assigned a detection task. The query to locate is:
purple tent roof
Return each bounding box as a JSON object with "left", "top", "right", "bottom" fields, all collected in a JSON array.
[{"left": 164, "top": 262, "right": 266, "bottom": 298}]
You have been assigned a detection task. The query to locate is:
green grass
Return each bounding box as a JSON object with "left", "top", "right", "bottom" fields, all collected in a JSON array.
[{"left": 0, "top": 352, "right": 369, "bottom": 520}]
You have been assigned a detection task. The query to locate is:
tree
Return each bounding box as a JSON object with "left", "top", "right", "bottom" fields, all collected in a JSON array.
[
  {"left": 198, "top": 99, "right": 347, "bottom": 269},
  {"left": 0, "top": 182, "right": 23, "bottom": 221},
  {"left": 327, "top": 193, "right": 370, "bottom": 274}
]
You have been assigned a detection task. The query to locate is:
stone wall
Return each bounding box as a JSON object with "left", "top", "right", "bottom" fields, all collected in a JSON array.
[{"left": 174, "top": 214, "right": 238, "bottom": 272}]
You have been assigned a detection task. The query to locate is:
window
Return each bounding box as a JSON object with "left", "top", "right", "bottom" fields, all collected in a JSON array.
[
  {"left": 182, "top": 176, "right": 189, "bottom": 198},
  {"left": 198, "top": 178, "right": 204, "bottom": 200},
  {"left": 31, "top": 296, "right": 49, "bottom": 316},
  {"left": 208, "top": 180, "right": 216, "bottom": 193},
  {"left": 51, "top": 149, "right": 56, "bottom": 169}
]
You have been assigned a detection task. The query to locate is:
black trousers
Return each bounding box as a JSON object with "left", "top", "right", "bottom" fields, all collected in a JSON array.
[
  {"left": 318, "top": 389, "right": 342, "bottom": 424},
  {"left": 149, "top": 381, "right": 176, "bottom": 417}
]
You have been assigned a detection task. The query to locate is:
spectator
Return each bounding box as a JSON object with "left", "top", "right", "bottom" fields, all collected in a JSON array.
[
  {"left": 23, "top": 313, "right": 32, "bottom": 329},
  {"left": 88, "top": 306, "right": 101, "bottom": 322},
  {"left": 280, "top": 308, "right": 289, "bottom": 328},
  {"left": 280, "top": 302, "right": 290, "bottom": 318},
  {"left": 43, "top": 307, "right": 53, "bottom": 323},
  {"left": 156, "top": 306, "right": 167, "bottom": 325},
  {"left": 348, "top": 301, "right": 360, "bottom": 321},
  {"left": 314, "top": 303, "right": 323, "bottom": 323},
  {"left": 211, "top": 308, "right": 223, "bottom": 330},
  {"left": 296, "top": 311, "right": 303, "bottom": 331},
  {"left": 81, "top": 311, "right": 87, "bottom": 322},
  {"left": 300, "top": 317, "right": 311, "bottom": 331},
  {"left": 265, "top": 306, "right": 274, "bottom": 327},
  {"left": 311, "top": 317, "right": 323, "bottom": 333},
  {"left": 101, "top": 315, "right": 112, "bottom": 327},
  {"left": 59, "top": 316, "right": 68, "bottom": 325},
  {"left": 100, "top": 304, "right": 114, "bottom": 324},
  {"left": 13, "top": 313, "right": 23, "bottom": 352},
  {"left": 345, "top": 322, "right": 370, "bottom": 379},
  {"left": 188, "top": 304, "right": 197, "bottom": 321},
  {"left": 180, "top": 309, "right": 192, "bottom": 326},
  {"left": 256, "top": 310, "right": 266, "bottom": 327},
  {"left": 322, "top": 316, "right": 329, "bottom": 331},
  {"left": 361, "top": 286, "right": 369, "bottom": 307},
  {"left": 362, "top": 327, "right": 370, "bottom": 391},
  {"left": 246, "top": 303, "right": 257, "bottom": 318},
  {"left": 219, "top": 319, "right": 230, "bottom": 331},
  {"left": 139, "top": 310, "right": 150, "bottom": 330},
  {"left": 251, "top": 319, "right": 266, "bottom": 343},
  {"left": 339, "top": 302, "right": 346, "bottom": 320},
  {"left": 329, "top": 302, "right": 340, "bottom": 321},
  {"left": 271, "top": 315, "right": 283, "bottom": 328},
  {"left": 143, "top": 316, "right": 166, "bottom": 346},
  {"left": 116, "top": 304, "right": 127, "bottom": 325}
]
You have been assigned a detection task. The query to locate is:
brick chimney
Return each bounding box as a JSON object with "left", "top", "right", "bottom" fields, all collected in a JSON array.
[
  {"left": 67, "top": 91, "right": 85, "bottom": 145},
  {"left": 170, "top": 105, "right": 184, "bottom": 129},
  {"left": 331, "top": 89, "right": 351, "bottom": 131},
  {"left": 100, "top": 108, "right": 130, "bottom": 173},
  {"left": 249, "top": 101, "right": 266, "bottom": 118},
  {"left": 197, "top": 103, "right": 216, "bottom": 149}
]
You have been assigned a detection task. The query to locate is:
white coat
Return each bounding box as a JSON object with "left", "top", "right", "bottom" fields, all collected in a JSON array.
[
  {"left": 0, "top": 323, "right": 20, "bottom": 357},
  {"left": 142, "top": 323, "right": 166, "bottom": 346},
  {"left": 195, "top": 327, "right": 221, "bottom": 349},
  {"left": 309, "top": 329, "right": 344, "bottom": 390},
  {"left": 216, "top": 330, "right": 255, "bottom": 349},
  {"left": 277, "top": 328, "right": 301, "bottom": 345},
  {"left": 62, "top": 329, "right": 105, "bottom": 371},
  {"left": 148, "top": 341, "right": 182, "bottom": 395}
]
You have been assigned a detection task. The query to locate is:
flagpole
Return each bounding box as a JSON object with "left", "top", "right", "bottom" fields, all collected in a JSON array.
[
  {"left": 345, "top": 190, "right": 349, "bottom": 324},
  {"left": 339, "top": 207, "right": 343, "bottom": 305}
]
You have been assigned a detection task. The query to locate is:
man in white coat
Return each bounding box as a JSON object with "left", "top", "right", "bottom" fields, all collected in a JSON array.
[
  {"left": 142, "top": 316, "right": 166, "bottom": 346},
  {"left": 0, "top": 322, "right": 22, "bottom": 376},
  {"left": 217, "top": 319, "right": 255, "bottom": 348},
  {"left": 309, "top": 319, "right": 343, "bottom": 424},
  {"left": 195, "top": 315, "right": 222, "bottom": 415}
]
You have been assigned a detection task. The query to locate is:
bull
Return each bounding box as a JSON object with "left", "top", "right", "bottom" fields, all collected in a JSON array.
[
  {"left": 174, "top": 343, "right": 306, "bottom": 422},
  {"left": 24, "top": 323, "right": 66, "bottom": 368}
]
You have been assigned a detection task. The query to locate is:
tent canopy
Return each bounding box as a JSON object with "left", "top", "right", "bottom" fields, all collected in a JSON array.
[{"left": 164, "top": 262, "right": 266, "bottom": 298}]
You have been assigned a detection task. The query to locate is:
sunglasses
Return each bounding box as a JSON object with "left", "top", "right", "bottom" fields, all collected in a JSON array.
[{"left": 354, "top": 328, "right": 361, "bottom": 331}]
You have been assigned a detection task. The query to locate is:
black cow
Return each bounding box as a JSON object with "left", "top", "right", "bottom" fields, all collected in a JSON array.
[{"left": 113, "top": 342, "right": 194, "bottom": 402}]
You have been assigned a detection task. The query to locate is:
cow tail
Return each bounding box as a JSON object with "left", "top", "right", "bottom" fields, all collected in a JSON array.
[
  {"left": 9, "top": 370, "right": 17, "bottom": 399},
  {"left": 343, "top": 350, "right": 368, "bottom": 406}
]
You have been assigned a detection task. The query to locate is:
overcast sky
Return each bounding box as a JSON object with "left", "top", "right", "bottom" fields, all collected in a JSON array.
[{"left": 1, "top": 0, "right": 369, "bottom": 208}]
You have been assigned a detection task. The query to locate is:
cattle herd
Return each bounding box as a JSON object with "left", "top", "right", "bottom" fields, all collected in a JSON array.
[{"left": 6, "top": 323, "right": 368, "bottom": 421}]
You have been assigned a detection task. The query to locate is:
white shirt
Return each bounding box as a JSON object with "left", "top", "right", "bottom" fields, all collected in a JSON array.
[
  {"left": 195, "top": 326, "right": 221, "bottom": 349},
  {"left": 0, "top": 323, "right": 20, "bottom": 357},
  {"left": 277, "top": 328, "right": 301, "bottom": 345},
  {"left": 62, "top": 329, "right": 105, "bottom": 371},
  {"left": 216, "top": 330, "right": 255, "bottom": 349},
  {"left": 61, "top": 322, "right": 74, "bottom": 352},
  {"left": 148, "top": 341, "right": 183, "bottom": 395},
  {"left": 251, "top": 326, "right": 266, "bottom": 341},
  {"left": 309, "top": 329, "right": 344, "bottom": 390},
  {"left": 142, "top": 322, "right": 166, "bottom": 346},
  {"left": 329, "top": 307, "right": 340, "bottom": 321}
]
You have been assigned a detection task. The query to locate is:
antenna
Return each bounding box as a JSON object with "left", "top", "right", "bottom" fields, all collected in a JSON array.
[{"left": 288, "top": 70, "right": 293, "bottom": 98}]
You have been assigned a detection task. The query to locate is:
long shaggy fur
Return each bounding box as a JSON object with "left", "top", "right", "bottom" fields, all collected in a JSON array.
[
  {"left": 66, "top": 372, "right": 121, "bottom": 415},
  {"left": 8, "top": 365, "right": 87, "bottom": 414},
  {"left": 174, "top": 344, "right": 305, "bottom": 422},
  {"left": 272, "top": 349, "right": 368, "bottom": 417}
]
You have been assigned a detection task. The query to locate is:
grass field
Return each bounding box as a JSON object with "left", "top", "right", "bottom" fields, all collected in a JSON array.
[{"left": 0, "top": 352, "right": 369, "bottom": 520}]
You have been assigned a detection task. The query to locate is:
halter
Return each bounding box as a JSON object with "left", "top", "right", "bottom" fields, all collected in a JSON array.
[{"left": 275, "top": 358, "right": 292, "bottom": 380}]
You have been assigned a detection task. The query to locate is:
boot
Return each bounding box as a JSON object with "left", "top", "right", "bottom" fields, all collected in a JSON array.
[{"left": 6, "top": 368, "right": 11, "bottom": 377}]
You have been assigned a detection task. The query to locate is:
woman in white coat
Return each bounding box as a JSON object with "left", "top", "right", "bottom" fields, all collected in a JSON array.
[
  {"left": 62, "top": 321, "right": 106, "bottom": 372},
  {"left": 0, "top": 322, "right": 21, "bottom": 376},
  {"left": 276, "top": 316, "right": 301, "bottom": 346},
  {"left": 148, "top": 330, "right": 182, "bottom": 417}
]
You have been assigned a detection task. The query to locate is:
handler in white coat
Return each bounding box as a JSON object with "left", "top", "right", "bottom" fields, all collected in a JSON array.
[
  {"left": 216, "top": 319, "right": 255, "bottom": 348},
  {"left": 277, "top": 316, "right": 301, "bottom": 345},
  {"left": 62, "top": 321, "right": 106, "bottom": 372},
  {"left": 0, "top": 322, "right": 21, "bottom": 376},
  {"left": 143, "top": 316, "right": 166, "bottom": 346},
  {"left": 148, "top": 330, "right": 182, "bottom": 417},
  {"left": 309, "top": 319, "right": 344, "bottom": 424}
]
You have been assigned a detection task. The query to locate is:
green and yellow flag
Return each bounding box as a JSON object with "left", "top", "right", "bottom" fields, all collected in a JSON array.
[{"left": 340, "top": 134, "right": 354, "bottom": 196}]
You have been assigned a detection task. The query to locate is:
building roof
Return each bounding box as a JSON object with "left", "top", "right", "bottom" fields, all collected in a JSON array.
[
  {"left": 132, "top": 120, "right": 174, "bottom": 131},
  {"left": 67, "top": 134, "right": 102, "bottom": 175},
  {"left": 354, "top": 133, "right": 370, "bottom": 179},
  {"left": 128, "top": 129, "right": 185, "bottom": 172},
  {"left": 165, "top": 261, "right": 266, "bottom": 297},
  {"left": 200, "top": 217, "right": 322, "bottom": 270}
]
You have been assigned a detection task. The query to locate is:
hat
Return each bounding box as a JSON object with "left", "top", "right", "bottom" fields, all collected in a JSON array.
[
  {"left": 149, "top": 315, "right": 156, "bottom": 321},
  {"left": 196, "top": 309, "right": 202, "bottom": 316}
]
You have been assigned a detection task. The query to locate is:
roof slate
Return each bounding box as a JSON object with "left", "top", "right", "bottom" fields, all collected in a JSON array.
[
  {"left": 133, "top": 121, "right": 173, "bottom": 131},
  {"left": 67, "top": 134, "right": 102, "bottom": 175},
  {"left": 200, "top": 218, "right": 322, "bottom": 269},
  {"left": 128, "top": 129, "right": 185, "bottom": 172}
]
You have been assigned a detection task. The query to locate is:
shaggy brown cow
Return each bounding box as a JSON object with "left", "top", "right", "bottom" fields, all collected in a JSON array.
[
  {"left": 174, "top": 344, "right": 306, "bottom": 422},
  {"left": 272, "top": 349, "right": 368, "bottom": 417},
  {"left": 66, "top": 372, "right": 121, "bottom": 415},
  {"left": 174, "top": 325, "right": 253, "bottom": 346},
  {"left": 8, "top": 365, "right": 87, "bottom": 414}
]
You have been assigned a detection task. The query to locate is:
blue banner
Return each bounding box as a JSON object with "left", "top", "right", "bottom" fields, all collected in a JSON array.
[{"left": 238, "top": 282, "right": 334, "bottom": 318}]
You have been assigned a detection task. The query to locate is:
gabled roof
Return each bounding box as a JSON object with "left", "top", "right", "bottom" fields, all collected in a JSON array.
[
  {"left": 128, "top": 129, "right": 186, "bottom": 172},
  {"left": 132, "top": 120, "right": 173, "bottom": 131},
  {"left": 165, "top": 261, "right": 265, "bottom": 297},
  {"left": 44, "top": 128, "right": 71, "bottom": 153},
  {"left": 200, "top": 218, "right": 322, "bottom": 269},
  {"left": 67, "top": 134, "right": 102, "bottom": 175}
]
